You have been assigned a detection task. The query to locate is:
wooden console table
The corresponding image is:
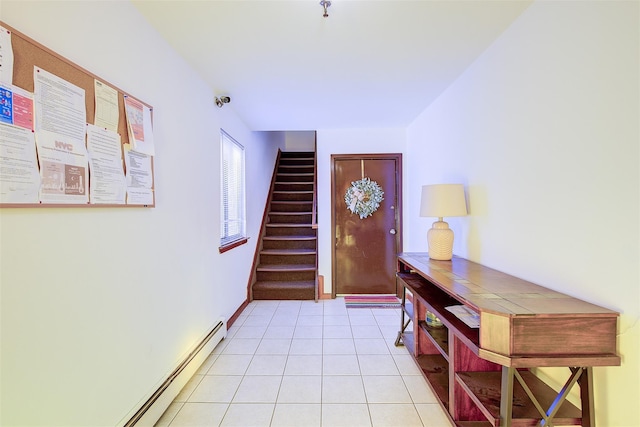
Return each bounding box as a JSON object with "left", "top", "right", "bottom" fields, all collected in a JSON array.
[{"left": 395, "top": 253, "right": 620, "bottom": 427}]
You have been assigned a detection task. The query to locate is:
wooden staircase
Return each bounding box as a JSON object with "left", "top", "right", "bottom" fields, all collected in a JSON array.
[{"left": 250, "top": 151, "right": 318, "bottom": 300}]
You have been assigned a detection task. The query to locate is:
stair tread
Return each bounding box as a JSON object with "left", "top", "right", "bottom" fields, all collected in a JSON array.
[
  {"left": 266, "top": 223, "right": 313, "bottom": 227},
  {"left": 280, "top": 156, "right": 314, "bottom": 159},
  {"left": 273, "top": 190, "right": 314, "bottom": 193},
  {"left": 261, "top": 248, "right": 316, "bottom": 255},
  {"left": 280, "top": 155, "right": 314, "bottom": 158},
  {"left": 263, "top": 235, "right": 317, "bottom": 241},
  {"left": 271, "top": 201, "right": 313, "bottom": 204},
  {"left": 279, "top": 162, "right": 314, "bottom": 165},
  {"left": 257, "top": 264, "right": 316, "bottom": 271},
  {"left": 253, "top": 280, "right": 315, "bottom": 289},
  {"left": 269, "top": 211, "right": 313, "bottom": 215},
  {"left": 275, "top": 181, "right": 314, "bottom": 185}
]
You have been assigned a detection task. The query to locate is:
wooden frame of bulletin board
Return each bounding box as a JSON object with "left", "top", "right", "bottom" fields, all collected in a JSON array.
[{"left": 0, "top": 21, "right": 155, "bottom": 208}]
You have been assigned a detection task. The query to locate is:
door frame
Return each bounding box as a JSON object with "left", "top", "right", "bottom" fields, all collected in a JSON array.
[{"left": 330, "top": 153, "right": 403, "bottom": 298}]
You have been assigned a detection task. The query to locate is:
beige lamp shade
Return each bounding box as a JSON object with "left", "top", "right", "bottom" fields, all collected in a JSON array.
[
  {"left": 420, "top": 184, "right": 467, "bottom": 260},
  {"left": 420, "top": 184, "right": 468, "bottom": 218}
]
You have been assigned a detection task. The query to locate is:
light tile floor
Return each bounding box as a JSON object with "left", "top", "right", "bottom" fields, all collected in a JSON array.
[{"left": 155, "top": 298, "right": 454, "bottom": 427}]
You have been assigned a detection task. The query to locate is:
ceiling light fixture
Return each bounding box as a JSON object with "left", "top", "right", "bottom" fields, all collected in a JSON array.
[
  {"left": 215, "top": 96, "right": 231, "bottom": 108},
  {"left": 320, "top": 0, "right": 331, "bottom": 18}
]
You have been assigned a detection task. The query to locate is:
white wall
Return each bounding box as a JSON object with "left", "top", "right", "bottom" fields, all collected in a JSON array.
[
  {"left": 284, "top": 131, "right": 315, "bottom": 152},
  {"left": 405, "top": 1, "right": 639, "bottom": 425},
  {"left": 0, "top": 2, "right": 282, "bottom": 426},
  {"left": 316, "top": 128, "right": 406, "bottom": 294}
]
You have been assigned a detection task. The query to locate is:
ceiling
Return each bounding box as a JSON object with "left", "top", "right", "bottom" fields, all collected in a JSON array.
[{"left": 131, "top": 0, "right": 533, "bottom": 131}]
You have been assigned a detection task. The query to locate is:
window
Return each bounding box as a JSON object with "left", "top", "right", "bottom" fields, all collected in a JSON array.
[{"left": 219, "top": 130, "right": 246, "bottom": 252}]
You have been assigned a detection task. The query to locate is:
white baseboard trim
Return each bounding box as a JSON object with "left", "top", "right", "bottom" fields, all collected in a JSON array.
[{"left": 123, "top": 319, "right": 227, "bottom": 426}]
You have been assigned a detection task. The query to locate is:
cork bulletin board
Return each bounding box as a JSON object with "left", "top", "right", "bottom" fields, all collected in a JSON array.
[{"left": 0, "top": 21, "right": 155, "bottom": 207}]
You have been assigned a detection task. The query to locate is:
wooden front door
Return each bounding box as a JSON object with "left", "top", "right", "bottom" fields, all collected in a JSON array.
[{"left": 332, "top": 154, "right": 402, "bottom": 295}]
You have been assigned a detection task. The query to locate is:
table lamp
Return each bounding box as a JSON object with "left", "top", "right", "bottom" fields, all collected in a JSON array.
[{"left": 420, "top": 184, "right": 468, "bottom": 260}]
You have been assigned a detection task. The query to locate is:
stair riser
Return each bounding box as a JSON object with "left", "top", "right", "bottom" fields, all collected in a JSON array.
[
  {"left": 265, "top": 227, "right": 316, "bottom": 237},
  {"left": 262, "top": 239, "right": 317, "bottom": 250},
  {"left": 274, "top": 183, "right": 314, "bottom": 192},
  {"left": 268, "top": 214, "right": 313, "bottom": 224},
  {"left": 252, "top": 288, "right": 315, "bottom": 300},
  {"left": 257, "top": 271, "right": 316, "bottom": 281},
  {"left": 276, "top": 174, "right": 314, "bottom": 183},
  {"left": 279, "top": 151, "right": 314, "bottom": 158},
  {"left": 260, "top": 254, "right": 316, "bottom": 265},
  {"left": 279, "top": 159, "right": 314, "bottom": 166},
  {"left": 278, "top": 166, "right": 314, "bottom": 174},
  {"left": 272, "top": 193, "right": 313, "bottom": 202},
  {"left": 270, "top": 202, "right": 313, "bottom": 212}
]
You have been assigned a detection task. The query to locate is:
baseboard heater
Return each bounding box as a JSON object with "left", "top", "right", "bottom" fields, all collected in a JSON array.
[{"left": 123, "top": 318, "right": 227, "bottom": 426}]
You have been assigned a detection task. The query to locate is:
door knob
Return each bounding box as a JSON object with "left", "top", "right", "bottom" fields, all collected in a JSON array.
[{"left": 389, "top": 229, "right": 396, "bottom": 235}]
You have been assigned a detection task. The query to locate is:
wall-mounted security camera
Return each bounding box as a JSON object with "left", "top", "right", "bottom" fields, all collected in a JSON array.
[{"left": 215, "top": 96, "right": 231, "bottom": 108}]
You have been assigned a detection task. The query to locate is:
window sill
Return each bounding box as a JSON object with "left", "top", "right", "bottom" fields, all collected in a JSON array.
[{"left": 219, "top": 237, "right": 248, "bottom": 254}]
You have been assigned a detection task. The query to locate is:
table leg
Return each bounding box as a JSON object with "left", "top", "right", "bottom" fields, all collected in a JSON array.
[
  {"left": 500, "top": 366, "right": 515, "bottom": 427},
  {"left": 578, "top": 367, "right": 595, "bottom": 427}
]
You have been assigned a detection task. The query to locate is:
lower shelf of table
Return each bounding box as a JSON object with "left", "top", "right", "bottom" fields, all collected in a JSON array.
[
  {"left": 403, "top": 338, "right": 584, "bottom": 427},
  {"left": 414, "top": 353, "right": 450, "bottom": 408},
  {"left": 454, "top": 422, "right": 493, "bottom": 427},
  {"left": 456, "top": 371, "right": 582, "bottom": 426}
]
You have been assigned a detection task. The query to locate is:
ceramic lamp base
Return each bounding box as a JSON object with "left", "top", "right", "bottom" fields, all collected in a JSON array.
[{"left": 427, "top": 220, "right": 454, "bottom": 260}]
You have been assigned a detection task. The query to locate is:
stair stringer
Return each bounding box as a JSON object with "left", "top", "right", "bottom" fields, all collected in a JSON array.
[{"left": 246, "top": 149, "right": 283, "bottom": 302}]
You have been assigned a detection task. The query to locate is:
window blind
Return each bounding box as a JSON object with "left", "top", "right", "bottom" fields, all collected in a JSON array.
[{"left": 220, "top": 130, "right": 245, "bottom": 246}]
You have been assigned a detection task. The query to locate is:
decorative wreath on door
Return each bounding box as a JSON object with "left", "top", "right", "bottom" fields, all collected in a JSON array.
[{"left": 344, "top": 177, "right": 384, "bottom": 219}]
